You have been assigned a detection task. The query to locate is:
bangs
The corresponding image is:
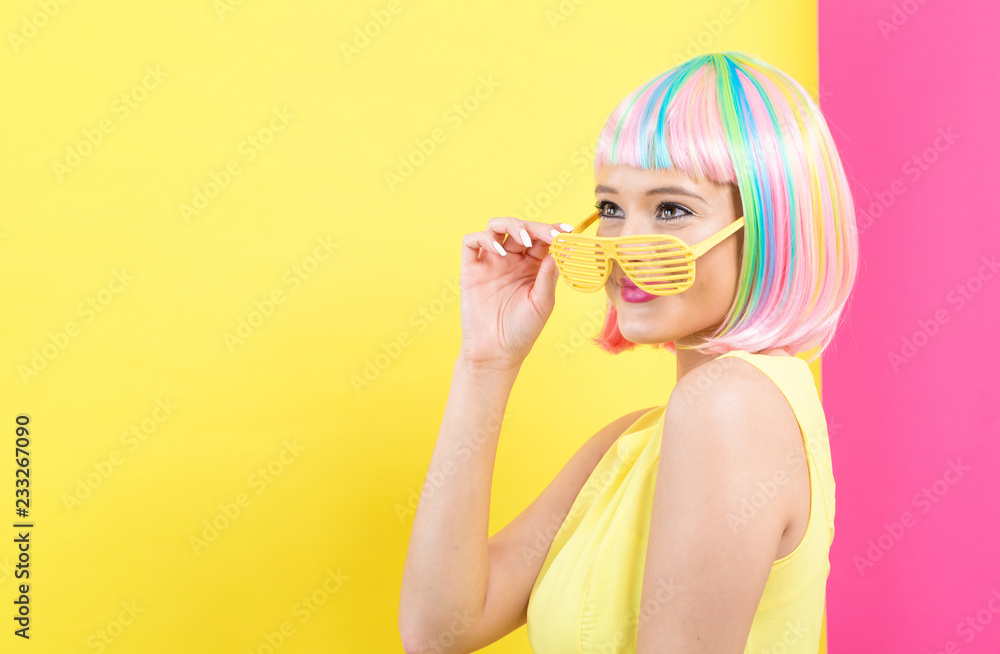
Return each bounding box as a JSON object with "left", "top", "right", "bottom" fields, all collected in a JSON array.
[{"left": 594, "top": 61, "right": 737, "bottom": 188}]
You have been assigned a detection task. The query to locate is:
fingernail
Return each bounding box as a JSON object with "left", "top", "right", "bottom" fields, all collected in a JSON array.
[
  {"left": 492, "top": 242, "right": 507, "bottom": 256},
  {"left": 559, "top": 224, "right": 574, "bottom": 231},
  {"left": 520, "top": 229, "right": 532, "bottom": 248},
  {"left": 549, "top": 229, "right": 560, "bottom": 238}
]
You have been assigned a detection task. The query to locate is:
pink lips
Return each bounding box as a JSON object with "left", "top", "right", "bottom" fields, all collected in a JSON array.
[{"left": 618, "top": 277, "right": 658, "bottom": 303}]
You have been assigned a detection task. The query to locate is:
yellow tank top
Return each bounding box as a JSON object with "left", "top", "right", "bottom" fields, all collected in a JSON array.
[{"left": 526, "top": 350, "right": 835, "bottom": 653}]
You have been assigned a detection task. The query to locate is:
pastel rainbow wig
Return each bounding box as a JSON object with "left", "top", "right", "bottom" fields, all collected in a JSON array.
[{"left": 592, "top": 51, "right": 859, "bottom": 363}]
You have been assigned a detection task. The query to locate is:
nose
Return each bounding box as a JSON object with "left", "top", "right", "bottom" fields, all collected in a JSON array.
[
  {"left": 611, "top": 215, "right": 666, "bottom": 247},
  {"left": 609, "top": 219, "right": 674, "bottom": 289}
]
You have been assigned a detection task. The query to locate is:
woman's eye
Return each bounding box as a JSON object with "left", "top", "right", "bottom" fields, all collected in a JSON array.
[
  {"left": 596, "top": 202, "right": 621, "bottom": 219},
  {"left": 660, "top": 205, "right": 685, "bottom": 220}
]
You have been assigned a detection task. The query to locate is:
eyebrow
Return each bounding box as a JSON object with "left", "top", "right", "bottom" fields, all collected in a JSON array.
[{"left": 594, "top": 184, "right": 707, "bottom": 203}]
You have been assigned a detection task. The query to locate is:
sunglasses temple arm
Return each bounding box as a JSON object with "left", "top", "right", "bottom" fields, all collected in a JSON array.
[{"left": 572, "top": 210, "right": 602, "bottom": 233}]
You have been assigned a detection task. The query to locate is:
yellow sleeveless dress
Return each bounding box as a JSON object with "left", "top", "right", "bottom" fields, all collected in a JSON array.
[{"left": 526, "top": 350, "right": 835, "bottom": 653}]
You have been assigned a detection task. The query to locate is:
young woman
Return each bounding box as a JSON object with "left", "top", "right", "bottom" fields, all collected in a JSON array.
[{"left": 399, "top": 51, "right": 858, "bottom": 653}]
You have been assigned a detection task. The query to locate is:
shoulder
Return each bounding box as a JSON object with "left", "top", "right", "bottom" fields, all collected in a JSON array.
[
  {"left": 668, "top": 355, "right": 796, "bottom": 427},
  {"left": 664, "top": 355, "right": 801, "bottom": 481}
]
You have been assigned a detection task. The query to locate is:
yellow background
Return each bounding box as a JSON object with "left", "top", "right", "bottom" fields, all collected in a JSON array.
[{"left": 0, "top": 0, "right": 821, "bottom": 651}]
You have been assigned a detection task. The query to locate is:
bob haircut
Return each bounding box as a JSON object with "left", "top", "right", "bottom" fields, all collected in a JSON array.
[{"left": 592, "top": 51, "right": 858, "bottom": 363}]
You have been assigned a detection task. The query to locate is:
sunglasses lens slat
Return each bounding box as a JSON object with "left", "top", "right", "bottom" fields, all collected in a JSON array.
[
  {"left": 552, "top": 257, "right": 607, "bottom": 272},
  {"left": 551, "top": 238, "right": 609, "bottom": 291},
  {"left": 551, "top": 222, "right": 715, "bottom": 295}
]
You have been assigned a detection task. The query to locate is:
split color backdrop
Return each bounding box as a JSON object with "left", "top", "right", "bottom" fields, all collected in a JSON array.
[{"left": 1, "top": 0, "right": 995, "bottom": 652}]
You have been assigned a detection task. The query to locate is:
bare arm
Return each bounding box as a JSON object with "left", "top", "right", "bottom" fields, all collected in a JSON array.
[
  {"left": 398, "top": 354, "right": 520, "bottom": 652},
  {"left": 399, "top": 214, "right": 578, "bottom": 653},
  {"left": 398, "top": 351, "right": 654, "bottom": 654}
]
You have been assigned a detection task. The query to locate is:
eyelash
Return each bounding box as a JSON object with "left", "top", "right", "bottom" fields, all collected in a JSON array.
[{"left": 594, "top": 199, "right": 691, "bottom": 222}]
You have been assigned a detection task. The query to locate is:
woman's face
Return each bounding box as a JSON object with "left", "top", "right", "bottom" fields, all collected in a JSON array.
[{"left": 595, "top": 164, "right": 744, "bottom": 349}]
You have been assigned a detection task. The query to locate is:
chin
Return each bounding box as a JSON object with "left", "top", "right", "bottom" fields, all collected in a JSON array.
[
  {"left": 623, "top": 334, "right": 674, "bottom": 346},
  {"left": 615, "top": 321, "right": 675, "bottom": 346}
]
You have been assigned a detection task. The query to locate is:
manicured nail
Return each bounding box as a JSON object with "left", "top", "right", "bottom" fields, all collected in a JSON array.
[
  {"left": 559, "top": 223, "right": 574, "bottom": 231},
  {"left": 549, "top": 229, "right": 560, "bottom": 238},
  {"left": 520, "top": 229, "right": 532, "bottom": 248},
  {"left": 492, "top": 242, "right": 507, "bottom": 256}
]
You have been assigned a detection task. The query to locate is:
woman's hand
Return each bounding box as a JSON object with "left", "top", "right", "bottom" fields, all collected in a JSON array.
[{"left": 458, "top": 217, "right": 575, "bottom": 368}]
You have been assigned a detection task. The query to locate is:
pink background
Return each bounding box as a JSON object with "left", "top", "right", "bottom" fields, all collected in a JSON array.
[{"left": 820, "top": 0, "right": 1000, "bottom": 651}]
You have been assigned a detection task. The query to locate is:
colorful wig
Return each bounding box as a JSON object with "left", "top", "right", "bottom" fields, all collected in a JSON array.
[{"left": 592, "top": 51, "right": 858, "bottom": 363}]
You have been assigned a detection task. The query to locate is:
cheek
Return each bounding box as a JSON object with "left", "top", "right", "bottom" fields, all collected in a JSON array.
[{"left": 693, "top": 255, "right": 740, "bottom": 301}]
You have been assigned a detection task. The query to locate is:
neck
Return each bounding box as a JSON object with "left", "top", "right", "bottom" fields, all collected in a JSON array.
[{"left": 673, "top": 342, "right": 790, "bottom": 382}]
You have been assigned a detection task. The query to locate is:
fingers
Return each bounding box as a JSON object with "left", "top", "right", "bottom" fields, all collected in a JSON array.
[
  {"left": 462, "top": 217, "right": 575, "bottom": 264},
  {"left": 462, "top": 231, "right": 505, "bottom": 266},
  {"left": 489, "top": 217, "right": 575, "bottom": 250},
  {"left": 531, "top": 253, "right": 561, "bottom": 305}
]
